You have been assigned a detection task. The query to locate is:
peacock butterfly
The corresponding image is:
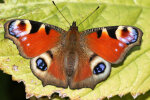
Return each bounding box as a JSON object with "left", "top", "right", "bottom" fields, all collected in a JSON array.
[{"left": 4, "top": 3, "right": 143, "bottom": 89}]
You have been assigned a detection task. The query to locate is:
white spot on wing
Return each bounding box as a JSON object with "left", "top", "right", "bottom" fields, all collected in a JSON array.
[
  {"left": 22, "top": 37, "right": 27, "bottom": 41},
  {"left": 119, "top": 42, "right": 124, "bottom": 47},
  {"left": 115, "top": 49, "right": 118, "bottom": 52},
  {"left": 27, "top": 43, "right": 30, "bottom": 46},
  {"left": 120, "top": 38, "right": 128, "bottom": 43},
  {"left": 127, "top": 37, "right": 132, "bottom": 41},
  {"left": 16, "top": 31, "right": 28, "bottom": 37},
  {"left": 40, "top": 24, "right": 45, "bottom": 29},
  {"left": 102, "top": 28, "right": 108, "bottom": 35}
]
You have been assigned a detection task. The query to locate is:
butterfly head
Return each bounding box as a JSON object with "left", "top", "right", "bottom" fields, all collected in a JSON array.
[{"left": 69, "top": 21, "right": 78, "bottom": 31}]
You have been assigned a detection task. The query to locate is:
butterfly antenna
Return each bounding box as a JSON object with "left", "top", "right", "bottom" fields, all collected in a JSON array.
[
  {"left": 77, "top": 6, "right": 100, "bottom": 26},
  {"left": 52, "top": 1, "right": 71, "bottom": 25}
]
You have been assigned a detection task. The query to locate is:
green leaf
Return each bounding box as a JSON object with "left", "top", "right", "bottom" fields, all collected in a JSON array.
[{"left": 0, "top": 0, "right": 150, "bottom": 99}]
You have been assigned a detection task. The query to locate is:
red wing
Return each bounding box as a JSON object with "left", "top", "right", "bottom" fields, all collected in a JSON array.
[
  {"left": 69, "top": 51, "right": 111, "bottom": 89},
  {"left": 4, "top": 19, "right": 64, "bottom": 58},
  {"left": 5, "top": 19, "right": 68, "bottom": 88},
  {"left": 30, "top": 50, "right": 68, "bottom": 88},
  {"left": 85, "top": 26, "right": 143, "bottom": 64},
  {"left": 72, "top": 60, "right": 92, "bottom": 82}
]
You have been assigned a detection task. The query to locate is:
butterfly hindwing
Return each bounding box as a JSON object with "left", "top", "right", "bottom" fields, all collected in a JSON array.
[
  {"left": 30, "top": 49, "right": 68, "bottom": 88},
  {"left": 84, "top": 26, "right": 143, "bottom": 64},
  {"left": 69, "top": 50, "right": 111, "bottom": 89}
]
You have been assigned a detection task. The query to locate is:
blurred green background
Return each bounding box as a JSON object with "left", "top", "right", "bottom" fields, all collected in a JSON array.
[
  {"left": 0, "top": 0, "right": 150, "bottom": 100},
  {"left": 0, "top": 1, "right": 26, "bottom": 100},
  {"left": 1, "top": 68, "right": 150, "bottom": 100}
]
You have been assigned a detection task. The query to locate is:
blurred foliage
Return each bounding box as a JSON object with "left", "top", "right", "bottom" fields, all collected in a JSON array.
[
  {"left": 0, "top": 0, "right": 3, "bottom": 3},
  {"left": 0, "top": 0, "right": 150, "bottom": 100},
  {"left": 0, "top": 70, "right": 26, "bottom": 100}
]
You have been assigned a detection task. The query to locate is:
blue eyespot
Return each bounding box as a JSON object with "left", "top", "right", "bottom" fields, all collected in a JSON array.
[
  {"left": 93, "top": 63, "right": 106, "bottom": 75},
  {"left": 36, "top": 58, "right": 47, "bottom": 71},
  {"left": 9, "top": 22, "right": 16, "bottom": 36},
  {"left": 130, "top": 29, "right": 138, "bottom": 43}
]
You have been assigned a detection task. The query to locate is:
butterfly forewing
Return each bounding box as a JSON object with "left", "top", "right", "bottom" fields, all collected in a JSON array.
[
  {"left": 4, "top": 19, "right": 65, "bottom": 58},
  {"left": 84, "top": 26, "right": 143, "bottom": 64}
]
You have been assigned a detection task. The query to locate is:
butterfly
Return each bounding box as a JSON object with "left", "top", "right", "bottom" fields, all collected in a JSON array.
[
  {"left": 4, "top": 19, "right": 143, "bottom": 89},
  {"left": 4, "top": 1, "right": 143, "bottom": 89}
]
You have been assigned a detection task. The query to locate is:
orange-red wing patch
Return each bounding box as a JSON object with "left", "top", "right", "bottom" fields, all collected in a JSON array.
[
  {"left": 86, "top": 32, "right": 127, "bottom": 63},
  {"left": 18, "top": 29, "right": 61, "bottom": 58},
  {"left": 48, "top": 58, "right": 66, "bottom": 80},
  {"left": 73, "top": 60, "right": 92, "bottom": 82}
]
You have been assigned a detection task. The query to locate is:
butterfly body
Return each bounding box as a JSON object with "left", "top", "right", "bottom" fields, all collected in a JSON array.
[
  {"left": 4, "top": 19, "right": 143, "bottom": 89},
  {"left": 64, "top": 22, "right": 80, "bottom": 73}
]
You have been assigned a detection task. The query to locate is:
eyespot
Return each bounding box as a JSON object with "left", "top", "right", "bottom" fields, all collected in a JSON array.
[
  {"left": 30, "top": 51, "right": 52, "bottom": 79},
  {"left": 8, "top": 20, "right": 31, "bottom": 38},
  {"left": 36, "top": 58, "right": 47, "bottom": 71},
  {"left": 93, "top": 62, "right": 106, "bottom": 75},
  {"left": 116, "top": 26, "right": 138, "bottom": 44},
  {"left": 89, "top": 55, "right": 111, "bottom": 81}
]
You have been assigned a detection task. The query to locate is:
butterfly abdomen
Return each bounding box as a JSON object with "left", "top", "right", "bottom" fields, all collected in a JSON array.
[
  {"left": 63, "top": 26, "right": 81, "bottom": 77},
  {"left": 64, "top": 51, "right": 78, "bottom": 76}
]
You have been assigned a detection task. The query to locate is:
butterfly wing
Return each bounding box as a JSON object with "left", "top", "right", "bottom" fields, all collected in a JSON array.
[
  {"left": 69, "top": 49, "right": 111, "bottom": 89},
  {"left": 69, "top": 26, "right": 143, "bottom": 89},
  {"left": 84, "top": 26, "right": 143, "bottom": 64},
  {"left": 30, "top": 49, "right": 68, "bottom": 88},
  {"left": 4, "top": 19, "right": 68, "bottom": 87},
  {"left": 5, "top": 20, "right": 143, "bottom": 89},
  {"left": 4, "top": 19, "right": 64, "bottom": 58}
]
